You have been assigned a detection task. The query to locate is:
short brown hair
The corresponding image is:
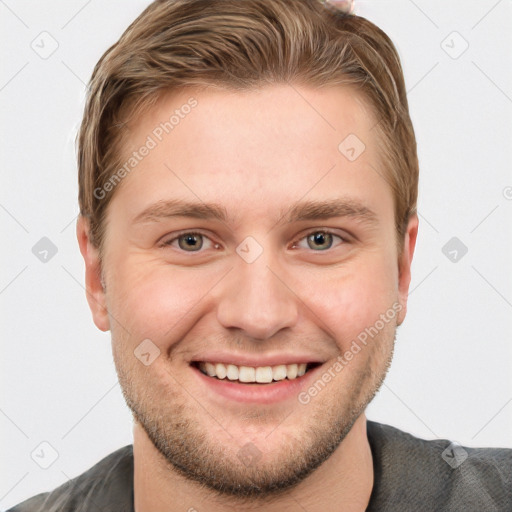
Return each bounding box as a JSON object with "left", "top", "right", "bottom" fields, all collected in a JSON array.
[{"left": 77, "top": 0, "right": 418, "bottom": 256}]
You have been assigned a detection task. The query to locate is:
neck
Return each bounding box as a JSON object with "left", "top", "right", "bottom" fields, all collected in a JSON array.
[{"left": 133, "top": 413, "right": 373, "bottom": 512}]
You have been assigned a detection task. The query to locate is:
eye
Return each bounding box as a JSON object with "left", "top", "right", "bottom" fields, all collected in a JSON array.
[
  {"left": 160, "top": 229, "right": 347, "bottom": 254},
  {"left": 160, "top": 232, "right": 218, "bottom": 252},
  {"left": 292, "top": 230, "right": 347, "bottom": 251}
]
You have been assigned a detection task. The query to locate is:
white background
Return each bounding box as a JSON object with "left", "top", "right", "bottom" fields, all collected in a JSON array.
[{"left": 1, "top": 0, "right": 511, "bottom": 508}]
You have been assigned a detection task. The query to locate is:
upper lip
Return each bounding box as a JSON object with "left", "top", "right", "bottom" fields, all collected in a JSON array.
[{"left": 190, "top": 352, "right": 326, "bottom": 367}]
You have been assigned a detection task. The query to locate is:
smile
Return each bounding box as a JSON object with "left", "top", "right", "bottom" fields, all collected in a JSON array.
[{"left": 193, "top": 361, "right": 320, "bottom": 384}]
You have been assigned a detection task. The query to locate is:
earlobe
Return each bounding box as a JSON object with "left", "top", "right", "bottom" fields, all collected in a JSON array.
[
  {"left": 76, "top": 216, "right": 110, "bottom": 332},
  {"left": 397, "top": 214, "right": 419, "bottom": 325}
]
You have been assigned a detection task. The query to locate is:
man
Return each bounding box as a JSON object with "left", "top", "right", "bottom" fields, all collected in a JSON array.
[{"left": 9, "top": 0, "right": 511, "bottom": 510}]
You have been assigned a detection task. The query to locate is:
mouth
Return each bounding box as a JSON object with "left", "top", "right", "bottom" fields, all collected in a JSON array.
[{"left": 191, "top": 361, "right": 322, "bottom": 385}]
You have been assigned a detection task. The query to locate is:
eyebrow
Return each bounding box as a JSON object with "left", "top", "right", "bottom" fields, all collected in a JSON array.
[
  {"left": 132, "top": 198, "right": 378, "bottom": 227},
  {"left": 133, "top": 199, "right": 229, "bottom": 224},
  {"left": 281, "top": 198, "right": 378, "bottom": 226}
]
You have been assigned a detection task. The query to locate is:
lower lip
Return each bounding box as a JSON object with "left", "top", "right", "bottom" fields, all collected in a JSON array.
[{"left": 190, "top": 364, "right": 322, "bottom": 404}]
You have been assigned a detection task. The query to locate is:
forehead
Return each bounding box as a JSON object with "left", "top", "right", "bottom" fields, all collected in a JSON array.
[{"left": 109, "top": 83, "right": 392, "bottom": 228}]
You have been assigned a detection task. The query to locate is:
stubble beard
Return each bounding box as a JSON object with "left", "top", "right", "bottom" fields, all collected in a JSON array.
[{"left": 115, "top": 330, "right": 396, "bottom": 503}]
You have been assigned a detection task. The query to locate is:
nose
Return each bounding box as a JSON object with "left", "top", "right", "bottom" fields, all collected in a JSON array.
[{"left": 216, "top": 252, "right": 299, "bottom": 340}]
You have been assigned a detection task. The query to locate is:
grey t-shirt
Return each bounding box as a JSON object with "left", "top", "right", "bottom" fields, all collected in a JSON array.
[{"left": 7, "top": 421, "right": 512, "bottom": 511}]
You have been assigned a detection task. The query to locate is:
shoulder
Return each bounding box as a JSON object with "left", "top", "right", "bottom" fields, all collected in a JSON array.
[
  {"left": 6, "top": 445, "right": 134, "bottom": 512},
  {"left": 366, "top": 420, "right": 512, "bottom": 511}
]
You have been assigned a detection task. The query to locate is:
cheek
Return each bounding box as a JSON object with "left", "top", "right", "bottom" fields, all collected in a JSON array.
[
  {"left": 107, "top": 258, "right": 217, "bottom": 346},
  {"left": 301, "top": 257, "right": 399, "bottom": 344}
]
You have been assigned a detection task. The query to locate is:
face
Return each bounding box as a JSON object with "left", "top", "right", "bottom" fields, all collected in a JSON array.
[{"left": 78, "top": 84, "right": 417, "bottom": 500}]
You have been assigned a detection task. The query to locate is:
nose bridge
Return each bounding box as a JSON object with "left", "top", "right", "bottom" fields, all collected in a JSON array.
[{"left": 216, "top": 248, "right": 299, "bottom": 340}]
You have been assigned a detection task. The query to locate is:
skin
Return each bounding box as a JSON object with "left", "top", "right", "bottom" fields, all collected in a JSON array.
[{"left": 77, "top": 84, "right": 418, "bottom": 511}]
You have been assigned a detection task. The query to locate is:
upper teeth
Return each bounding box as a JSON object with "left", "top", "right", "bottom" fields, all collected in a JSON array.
[{"left": 198, "top": 362, "right": 308, "bottom": 383}]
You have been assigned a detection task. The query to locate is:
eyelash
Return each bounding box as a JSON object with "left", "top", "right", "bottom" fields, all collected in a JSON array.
[{"left": 160, "top": 229, "right": 349, "bottom": 253}]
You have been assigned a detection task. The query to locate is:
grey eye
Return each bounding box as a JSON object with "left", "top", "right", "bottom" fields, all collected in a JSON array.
[
  {"left": 307, "top": 232, "right": 333, "bottom": 251},
  {"left": 178, "top": 233, "right": 204, "bottom": 251}
]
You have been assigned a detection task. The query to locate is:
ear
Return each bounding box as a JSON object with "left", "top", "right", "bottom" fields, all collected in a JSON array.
[
  {"left": 397, "top": 214, "right": 419, "bottom": 325},
  {"left": 76, "top": 216, "right": 110, "bottom": 332}
]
